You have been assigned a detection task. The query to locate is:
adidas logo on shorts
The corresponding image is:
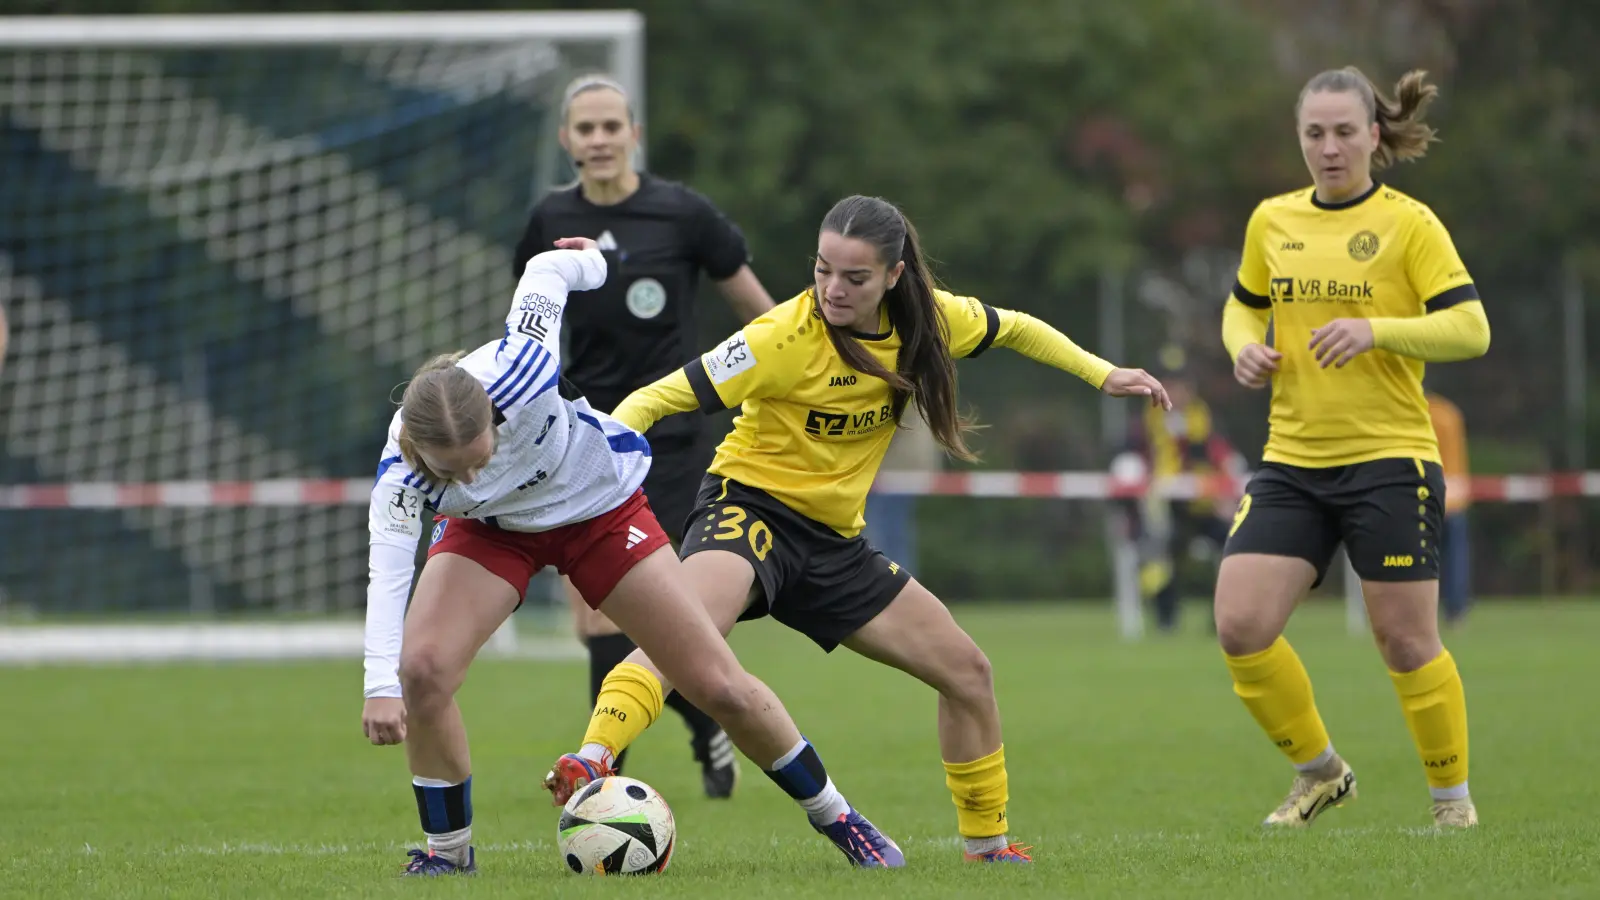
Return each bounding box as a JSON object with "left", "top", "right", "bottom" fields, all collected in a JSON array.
[{"left": 625, "top": 525, "right": 648, "bottom": 550}]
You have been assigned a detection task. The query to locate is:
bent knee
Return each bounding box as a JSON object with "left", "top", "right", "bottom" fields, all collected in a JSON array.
[
  {"left": 1214, "top": 612, "right": 1281, "bottom": 657},
  {"left": 1371, "top": 627, "right": 1443, "bottom": 673},
  {"left": 399, "top": 646, "right": 459, "bottom": 701},
  {"left": 930, "top": 642, "right": 994, "bottom": 703}
]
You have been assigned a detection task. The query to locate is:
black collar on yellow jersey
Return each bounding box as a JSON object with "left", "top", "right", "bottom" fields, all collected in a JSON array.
[
  {"left": 1310, "top": 179, "right": 1382, "bottom": 211},
  {"left": 812, "top": 291, "right": 895, "bottom": 341}
]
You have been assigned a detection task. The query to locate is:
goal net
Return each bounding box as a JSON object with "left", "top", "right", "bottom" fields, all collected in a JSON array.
[{"left": 0, "top": 12, "right": 642, "bottom": 624}]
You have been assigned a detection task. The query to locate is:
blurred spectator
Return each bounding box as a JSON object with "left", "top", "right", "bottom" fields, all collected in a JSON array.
[
  {"left": 1428, "top": 391, "right": 1472, "bottom": 625},
  {"left": 865, "top": 415, "right": 940, "bottom": 576},
  {"left": 1120, "top": 345, "right": 1242, "bottom": 632}
]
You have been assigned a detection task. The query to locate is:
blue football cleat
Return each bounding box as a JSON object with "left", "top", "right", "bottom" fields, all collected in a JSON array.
[
  {"left": 402, "top": 847, "right": 476, "bottom": 876},
  {"left": 814, "top": 809, "right": 906, "bottom": 868}
]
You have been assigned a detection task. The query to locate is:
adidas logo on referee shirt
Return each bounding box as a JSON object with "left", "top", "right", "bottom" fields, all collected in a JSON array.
[{"left": 625, "top": 525, "right": 648, "bottom": 550}]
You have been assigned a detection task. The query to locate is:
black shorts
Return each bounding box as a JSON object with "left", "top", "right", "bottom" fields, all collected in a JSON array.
[
  {"left": 1223, "top": 457, "right": 1446, "bottom": 587},
  {"left": 679, "top": 476, "right": 912, "bottom": 652},
  {"left": 640, "top": 433, "right": 715, "bottom": 545}
]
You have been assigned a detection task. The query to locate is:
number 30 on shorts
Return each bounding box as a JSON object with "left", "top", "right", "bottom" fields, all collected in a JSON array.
[
  {"left": 712, "top": 506, "right": 774, "bottom": 561},
  {"left": 1228, "top": 493, "right": 1253, "bottom": 538}
]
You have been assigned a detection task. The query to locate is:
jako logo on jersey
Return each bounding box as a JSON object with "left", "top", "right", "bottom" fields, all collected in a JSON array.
[
  {"left": 828, "top": 374, "right": 858, "bottom": 387},
  {"left": 704, "top": 334, "right": 757, "bottom": 384},
  {"left": 1281, "top": 241, "right": 1305, "bottom": 251},
  {"left": 1383, "top": 555, "right": 1415, "bottom": 567}
]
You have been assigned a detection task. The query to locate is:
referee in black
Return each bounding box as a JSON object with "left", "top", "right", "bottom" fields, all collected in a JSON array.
[{"left": 513, "top": 75, "right": 775, "bottom": 799}]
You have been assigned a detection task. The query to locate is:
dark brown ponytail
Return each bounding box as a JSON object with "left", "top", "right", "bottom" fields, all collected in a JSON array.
[{"left": 818, "top": 195, "right": 976, "bottom": 462}]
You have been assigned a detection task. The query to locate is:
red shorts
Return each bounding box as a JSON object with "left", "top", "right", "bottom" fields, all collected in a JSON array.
[{"left": 426, "top": 489, "right": 671, "bottom": 609}]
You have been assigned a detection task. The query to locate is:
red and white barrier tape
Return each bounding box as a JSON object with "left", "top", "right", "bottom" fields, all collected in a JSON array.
[{"left": 0, "top": 472, "right": 1598, "bottom": 509}]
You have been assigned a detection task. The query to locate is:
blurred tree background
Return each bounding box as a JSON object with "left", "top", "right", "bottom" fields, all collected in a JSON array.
[{"left": 17, "top": 0, "right": 1600, "bottom": 598}]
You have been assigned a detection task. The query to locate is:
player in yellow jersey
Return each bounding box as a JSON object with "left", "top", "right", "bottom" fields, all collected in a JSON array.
[
  {"left": 1216, "top": 67, "right": 1490, "bottom": 831},
  {"left": 541, "top": 194, "right": 1171, "bottom": 864}
]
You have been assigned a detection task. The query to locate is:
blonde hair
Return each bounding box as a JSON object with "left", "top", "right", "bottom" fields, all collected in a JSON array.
[
  {"left": 560, "top": 74, "right": 634, "bottom": 124},
  {"left": 1297, "top": 67, "right": 1440, "bottom": 169},
  {"left": 395, "top": 351, "right": 491, "bottom": 483}
]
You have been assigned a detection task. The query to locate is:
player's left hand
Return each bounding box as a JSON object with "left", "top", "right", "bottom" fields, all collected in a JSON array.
[
  {"left": 1102, "top": 368, "right": 1172, "bottom": 410},
  {"left": 552, "top": 237, "right": 599, "bottom": 252},
  {"left": 1308, "top": 318, "right": 1375, "bottom": 368}
]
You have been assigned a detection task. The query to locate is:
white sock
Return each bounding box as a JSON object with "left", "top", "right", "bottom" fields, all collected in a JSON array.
[
  {"left": 1293, "top": 744, "right": 1338, "bottom": 775},
  {"left": 1430, "top": 781, "right": 1470, "bottom": 802},
  {"left": 799, "top": 776, "right": 851, "bottom": 827},
  {"left": 577, "top": 743, "right": 614, "bottom": 770},
  {"left": 965, "top": 834, "right": 1008, "bottom": 855},
  {"left": 426, "top": 825, "right": 472, "bottom": 866},
  {"left": 769, "top": 739, "right": 806, "bottom": 770}
]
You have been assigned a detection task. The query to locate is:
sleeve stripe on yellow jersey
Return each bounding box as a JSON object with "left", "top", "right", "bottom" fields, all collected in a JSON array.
[
  {"left": 1425, "top": 282, "right": 1480, "bottom": 313},
  {"left": 1232, "top": 279, "right": 1271, "bottom": 310},
  {"left": 967, "top": 304, "right": 1001, "bottom": 358},
  {"left": 682, "top": 360, "right": 727, "bottom": 413}
]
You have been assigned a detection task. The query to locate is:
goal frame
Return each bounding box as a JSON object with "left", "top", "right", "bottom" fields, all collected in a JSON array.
[
  {"left": 0, "top": 11, "right": 644, "bottom": 649},
  {"left": 0, "top": 10, "right": 648, "bottom": 166}
]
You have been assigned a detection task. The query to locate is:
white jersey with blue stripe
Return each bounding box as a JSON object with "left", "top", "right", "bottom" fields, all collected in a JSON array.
[{"left": 363, "top": 247, "right": 651, "bottom": 699}]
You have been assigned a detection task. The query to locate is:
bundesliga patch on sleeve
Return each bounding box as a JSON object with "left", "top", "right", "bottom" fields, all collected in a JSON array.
[
  {"left": 382, "top": 487, "right": 423, "bottom": 539},
  {"left": 703, "top": 333, "right": 758, "bottom": 384}
]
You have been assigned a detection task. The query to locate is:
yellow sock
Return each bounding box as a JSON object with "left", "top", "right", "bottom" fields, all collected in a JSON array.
[
  {"left": 1390, "top": 649, "right": 1469, "bottom": 794},
  {"left": 943, "top": 745, "right": 1009, "bottom": 839},
  {"left": 1224, "top": 637, "right": 1333, "bottom": 767},
  {"left": 580, "top": 662, "right": 664, "bottom": 759}
]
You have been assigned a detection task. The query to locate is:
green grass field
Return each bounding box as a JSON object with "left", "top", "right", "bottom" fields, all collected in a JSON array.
[{"left": 4, "top": 601, "right": 1598, "bottom": 898}]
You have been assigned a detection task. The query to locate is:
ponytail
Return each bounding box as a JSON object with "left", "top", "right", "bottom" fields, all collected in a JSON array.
[{"left": 1298, "top": 66, "right": 1440, "bottom": 169}]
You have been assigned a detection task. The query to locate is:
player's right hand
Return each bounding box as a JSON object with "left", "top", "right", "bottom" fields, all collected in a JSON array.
[
  {"left": 1234, "top": 343, "right": 1282, "bottom": 389},
  {"left": 362, "top": 697, "right": 407, "bottom": 746}
]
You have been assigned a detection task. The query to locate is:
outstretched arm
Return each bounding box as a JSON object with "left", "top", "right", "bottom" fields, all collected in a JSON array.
[
  {"left": 990, "top": 308, "right": 1119, "bottom": 388},
  {"left": 612, "top": 369, "right": 700, "bottom": 434},
  {"left": 942, "top": 293, "right": 1169, "bottom": 407},
  {"left": 614, "top": 309, "right": 805, "bottom": 431}
]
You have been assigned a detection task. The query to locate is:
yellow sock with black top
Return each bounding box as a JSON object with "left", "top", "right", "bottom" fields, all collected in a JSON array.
[
  {"left": 1390, "top": 649, "right": 1470, "bottom": 800},
  {"left": 1224, "top": 637, "right": 1334, "bottom": 767},
  {"left": 944, "top": 745, "right": 1010, "bottom": 843},
  {"left": 578, "top": 662, "right": 663, "bottom": 768}
]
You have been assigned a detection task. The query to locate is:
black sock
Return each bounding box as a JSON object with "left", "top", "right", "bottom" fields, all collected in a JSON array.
[
  {"left": 412, "top": 776, "right": 472, "bottom": 835},
  {"left": 666, "top": 688, "right": 721, "bottom": 752}
]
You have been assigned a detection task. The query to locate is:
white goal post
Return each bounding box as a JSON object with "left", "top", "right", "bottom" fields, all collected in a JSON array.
[{"left": 0, "top": 11, "right": 643, "bottom": 659}]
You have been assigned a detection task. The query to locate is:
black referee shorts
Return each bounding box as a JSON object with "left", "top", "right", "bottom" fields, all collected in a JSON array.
[
  {"left": 1222, "top": 457, "right": 1446, "bottom": 587},
  {"left": 679, "top": 475, "right": 911, "bottom": 652}
]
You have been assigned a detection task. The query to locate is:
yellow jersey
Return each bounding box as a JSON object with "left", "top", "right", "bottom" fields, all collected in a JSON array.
[
  {"left": 615, "top": 289, "right": 1116, "bottom": 536},
  {"left": 1231, "top": 183, "right": 1480, "bottom": 468}
]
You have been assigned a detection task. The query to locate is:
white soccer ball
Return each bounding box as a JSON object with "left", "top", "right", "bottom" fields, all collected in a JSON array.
[{"left": 558, "top": 775, "right": 676, "bottom": 875}]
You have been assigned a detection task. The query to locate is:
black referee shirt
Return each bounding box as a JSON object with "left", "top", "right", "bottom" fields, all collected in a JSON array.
[{"left": 512, "top": 174, "right": 751, "bottom": 444}]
